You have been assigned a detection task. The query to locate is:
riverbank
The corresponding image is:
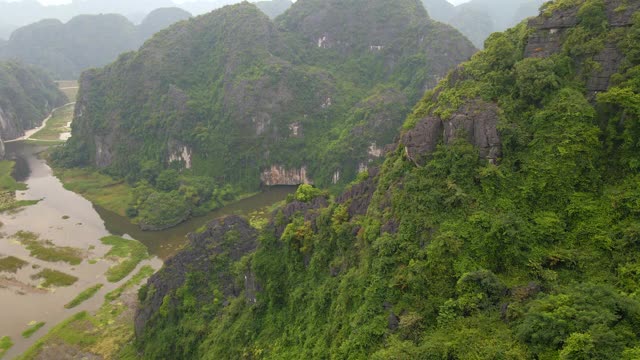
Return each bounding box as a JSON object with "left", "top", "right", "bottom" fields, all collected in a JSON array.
[
  {"left": 52, "top": 164, "right": 294, "bottom": 259},
  {"left": 0, "top": 160, "right": 38, "bottom": 213},
  {"left": 1, "top": 142, "right": 294, "bottom": 358},
  {"left": 53, "top": 165, "right": 277, "bottom": 232},
  {"left": 5, "top": 103, "right": 75, "bottom": 144},
  {"left": 0, "top": 142, "right": 162, "bottom": 359},
  {"left": 53, "top": 167, "right": 133, "bottom": 217}
]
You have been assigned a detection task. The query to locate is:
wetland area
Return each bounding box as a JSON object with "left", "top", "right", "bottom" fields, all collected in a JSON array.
[{"left": 0, "top": 141, "right": 293, "bottom": 358}]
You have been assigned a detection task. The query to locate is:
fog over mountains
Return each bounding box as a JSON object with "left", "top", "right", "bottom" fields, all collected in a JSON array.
[
  {"left": 422, "top": 0, "right": 546, "bottom": 47},
  {"left": 0, "top": 0, "right": 293, "bottom": 39}
]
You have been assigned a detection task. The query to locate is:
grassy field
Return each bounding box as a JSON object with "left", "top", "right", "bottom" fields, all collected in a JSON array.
[
  {"left": 12, "top": 231, "right": 84, "bottom": 265},
  {"left": 21, "top": 322, "right": 45, "bottom": 339},
  {"left": 64, "top": 284, "right": 104, "bottom": 309},
  {"left": 101, "top": 236, "right": 149, "bottom": 283},
  {"left": 53, "top": 168, "right": 132, "bottom": 217},
  {"left": 30, "top": 104, "right": 74, "bottom": 141}
]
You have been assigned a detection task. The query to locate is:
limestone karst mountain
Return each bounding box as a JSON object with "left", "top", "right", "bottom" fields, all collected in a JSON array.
[
  {"left": 57, "top": 0, "right": 475, "bottom": 230},
  {"left": 131, "top": 0, "right": 640, "bottom": 358},
  {"left": 0, "top": 8, "right": 192, "bottom": 79},
  {"left": 0, "top": 61, "right": 66, "bottom": 143}
]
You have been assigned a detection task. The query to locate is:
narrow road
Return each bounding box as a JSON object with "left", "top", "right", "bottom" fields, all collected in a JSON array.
[{"left": 5, "top": 102, "right": 76, "bottom": 143}]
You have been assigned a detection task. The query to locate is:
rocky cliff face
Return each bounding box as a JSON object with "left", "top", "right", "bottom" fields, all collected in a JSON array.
[
  {"left": 0, "top": 105, "right": 21, "bottom": 140},
  {"left": 401, "top": 0, "right": 640, "bottom": 166},
  {"left": 524, "top": 0, "right": 640, "bottom": 94},
  {"left": 261, "top": 165, "right": 312, "bottom": 186},
  {"left": 135, "top": 216, "right": 259, "bottom": 337},
  {"left": 402, "top": 99, "right": 501, "bottom": 165}
]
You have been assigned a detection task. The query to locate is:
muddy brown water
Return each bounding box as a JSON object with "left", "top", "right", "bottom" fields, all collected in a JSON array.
[{"left": 0, "top": 142, "right": 294, "bottom": 358}]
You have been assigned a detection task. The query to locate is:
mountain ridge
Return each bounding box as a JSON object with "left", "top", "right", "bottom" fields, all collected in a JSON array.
[
  {"left": 0, "top": 8, "right": 192, "bottom": 79},
  {"left": 54, "top": 0, "right": 475, "bottom": 229},
  {"left": 130, "top": 0, "right": 640, "bottom": 358}
]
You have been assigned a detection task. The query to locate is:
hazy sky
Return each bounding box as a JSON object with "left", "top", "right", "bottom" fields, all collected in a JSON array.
[{"left": 12, "top": 0, "right": 473, "bottom": 5}]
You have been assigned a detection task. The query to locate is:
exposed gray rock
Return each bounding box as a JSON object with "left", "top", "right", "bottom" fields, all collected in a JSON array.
[
  {"left": 261, "top": 165, "right": 312, "bottom": 186},
  {"left": 336, "top": 168, "right": 379, "bottom": 218},
  {"left": 0, "top": 105, "right": 22, "bottom": 140},
  {"left": 402, "top": 116, "right": 443, "bottom": 165},
  {"left": 402, "top": 99, "right": 501, "bottom": 165},
  {"left": 271, "top": 196, "right": 328, "bottom": 238},
  {"left": 388, "top": 311, "right": 400, "bottom": 331},
  {"left": 524, "top": 0, "right": 640, "bottom": 94},
  {"left": 445, "top": 101, "right": 501, "bottom": 162},
  {"left": 94, "top": 134, "right": 114, "bottom": 168}
]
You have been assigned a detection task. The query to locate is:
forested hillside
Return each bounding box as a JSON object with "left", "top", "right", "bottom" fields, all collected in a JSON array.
[
  {"left": 0, "top": 8, "right": 192, "bottom": 79},
  {"left": 133, "top": 0, "right": 640, "bottom": 358},
  {"left": 54, "top": 0, "right": 475, "bottom": 229},
  {"left": 0, "top": 61, "right": 66, "bottom": 144}
]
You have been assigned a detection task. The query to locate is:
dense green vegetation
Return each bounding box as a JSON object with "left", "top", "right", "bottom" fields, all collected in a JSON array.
[
  {"left": 53, "top": 167, "right": 133, "bottom": 216},
  {"left": 64, "top": 284, "right": 104, "bottom": 309},
  {"left": 54, "top": 0, "right": 475, "bottom": 231},
  {"left": 0, "top": 9, "right": 192, "bottom": 79},
  {"left": 134, "top": 1, "right": 640, "bottom": 359}
]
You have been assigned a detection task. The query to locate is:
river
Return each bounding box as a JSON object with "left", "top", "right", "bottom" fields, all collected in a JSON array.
[{"left": 0, "top": 141, "right": 294, "bottom": 358}]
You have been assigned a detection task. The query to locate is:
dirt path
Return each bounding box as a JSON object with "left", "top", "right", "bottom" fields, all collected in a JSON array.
[{"left": 5, "top": 102, "right": 75, "bottom": 143}]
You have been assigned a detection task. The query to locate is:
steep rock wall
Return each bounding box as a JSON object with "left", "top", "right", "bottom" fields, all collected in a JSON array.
[
  {"left": 402, "top": 99, "right": 501, "bottom": 165},
  {"left": 261, "top": 165, "right": 312, "bottom": 186},
  {"left": 135, "top": 216, "right": 258, "bottom": 337},
  {"left": 524, "top": 0, "right": 640, "bottom": 93}
]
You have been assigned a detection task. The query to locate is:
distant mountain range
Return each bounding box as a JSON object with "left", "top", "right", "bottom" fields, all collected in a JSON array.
[
  {"left": 0, "top": 8, "right": 192, "bottom": 79},
  {"left": 422, "top": 0, "right": 545, "bottom": 48},
  {"left": 0, "top": 0, "right": 293, "bottom": 39}
]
